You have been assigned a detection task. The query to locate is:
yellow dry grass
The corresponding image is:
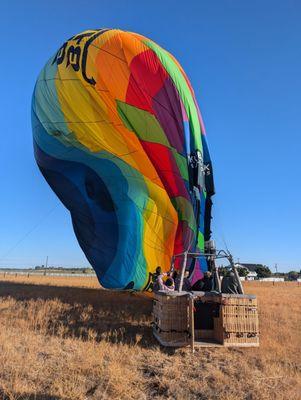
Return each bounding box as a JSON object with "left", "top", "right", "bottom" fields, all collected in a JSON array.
[
  {"left": 0, "top": 273, "right": 100, "bottom": 289},
  {"left": 0, "top": 276, "right": 300, "bottom": 400}
]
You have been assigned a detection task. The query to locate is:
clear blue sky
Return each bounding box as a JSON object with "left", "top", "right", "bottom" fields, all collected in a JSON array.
[{"left": 1, "top": 1, "right": 300, "bottom": 272}]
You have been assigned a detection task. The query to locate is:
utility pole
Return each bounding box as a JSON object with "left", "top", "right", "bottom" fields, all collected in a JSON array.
[
  {"left": 45, "top": 256, "right": 48, "bottom": 269},
  {"left": 275, "top": 263, "right": 278, "bottom": 274}
]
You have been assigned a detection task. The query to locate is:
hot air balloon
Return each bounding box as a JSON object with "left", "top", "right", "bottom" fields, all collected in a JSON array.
[{"left": 32, "top": 29, "right": 214, "bottom": 290}]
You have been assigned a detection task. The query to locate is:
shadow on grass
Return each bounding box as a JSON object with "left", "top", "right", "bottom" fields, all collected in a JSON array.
[
  {"left": 0, "top": 389, "right": 64, "bottom": 400},
  {"left": 0, "top": 280, "right": 159, "bottom": 349}
]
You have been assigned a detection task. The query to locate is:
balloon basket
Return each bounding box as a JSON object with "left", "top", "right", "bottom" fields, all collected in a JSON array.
[{"left": 152, "top": 291, "right": 259, "bottom": 352}]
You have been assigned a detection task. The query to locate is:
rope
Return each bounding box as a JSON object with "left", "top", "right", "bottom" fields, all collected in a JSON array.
[{"left": 0, "top": 204, "right": 59, "bottom": 264}]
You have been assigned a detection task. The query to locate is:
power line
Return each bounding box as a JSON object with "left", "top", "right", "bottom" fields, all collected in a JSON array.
[{"left": 0, "top": 204, "right": 59, "bottom": 263}]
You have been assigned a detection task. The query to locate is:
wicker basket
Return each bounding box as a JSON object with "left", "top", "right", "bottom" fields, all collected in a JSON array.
[
  {"left": 153, "top": 325, "right": 190, "bottom": 347},
  {"left": 222, "top": 296, "right": 257, "bottom": 306},
  {"left": 214, "top": 324, "right": 259, "bottom": 346},
  {"left": 214, "top": 297, "right": 259, "bottom": 346},
  {"left": 153, "top": 291, "right": 259, "bottom": 348},
  {"left": 153, "top": 292, "right": 190, "bottom": 346}
]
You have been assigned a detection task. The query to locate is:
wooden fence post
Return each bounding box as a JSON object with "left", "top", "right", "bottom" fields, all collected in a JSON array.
[{"left": 189, "top": 295, "right": 195, "bottom": 354}]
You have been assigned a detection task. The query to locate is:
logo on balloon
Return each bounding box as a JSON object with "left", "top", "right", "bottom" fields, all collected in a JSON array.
[{"left": 52, "top": 29, "right": 109, "bottom": 85}]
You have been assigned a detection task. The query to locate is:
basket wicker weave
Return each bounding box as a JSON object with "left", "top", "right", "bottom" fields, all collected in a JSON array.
[
  {"left": 153, "top": 291, "right": 259, "bottom": 348},
  {"left": 215, "top": 296, "right": 259, "bottom": 346},
  {"left": 153, "top": 292, "right": 190, "bottom": 346}
]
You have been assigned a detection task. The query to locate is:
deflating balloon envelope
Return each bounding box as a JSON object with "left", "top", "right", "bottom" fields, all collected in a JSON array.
[{"left": 32, "top": 29, "right": 214, "bottom": 290}]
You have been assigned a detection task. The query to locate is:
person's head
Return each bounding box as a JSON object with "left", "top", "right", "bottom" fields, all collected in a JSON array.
[
  {"left": 184, "top": 270, "right": 190, "bottom": 278},
  {"left": 172, "top": 270, "right": 178, "bottom": 280},
  {"left": 165, "top": 278, "right": 174, "bottom": 287},
  {"left": 204, "top": 271, "right": 212, "bottom": 278},
  {"left": 155, "top": 266, "right": 162, "bottom": 275}
]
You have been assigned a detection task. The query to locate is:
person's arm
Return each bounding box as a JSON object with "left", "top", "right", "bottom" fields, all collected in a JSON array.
[{"left": 157, "top": 274, "right": 165, "bottom": 290}]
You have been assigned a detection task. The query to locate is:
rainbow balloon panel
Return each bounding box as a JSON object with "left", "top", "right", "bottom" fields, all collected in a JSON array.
[{"left": 32, "top": 29, "right": 214, "bottom": 290}]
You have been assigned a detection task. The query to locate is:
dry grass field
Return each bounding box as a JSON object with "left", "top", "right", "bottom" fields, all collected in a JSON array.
[{"left": 0, "top": 274, "right": 300, "bottom": 400}]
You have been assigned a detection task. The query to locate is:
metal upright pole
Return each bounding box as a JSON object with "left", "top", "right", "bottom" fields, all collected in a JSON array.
[
  {"left": 229, "top": 254, "right": 244, "bottom": 295},
  {"left": 232, "top": 265, "right": 244, "bottom": 294},
  {"left": 178, "top": 252, "right": 188, "bottom": 292},
  {"left": 189, "top": 294, "right": 195, "bottom": 353},
  {"left": 170, "top": 256, "right": 175, "bottom": 273},
  {"left": 214, "top": 264, "right": 221, "bottom": 292}
]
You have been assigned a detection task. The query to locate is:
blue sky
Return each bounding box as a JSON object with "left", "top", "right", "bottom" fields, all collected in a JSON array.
[{"left": 0, "top": 1, "right": 300, "bottom": 272}]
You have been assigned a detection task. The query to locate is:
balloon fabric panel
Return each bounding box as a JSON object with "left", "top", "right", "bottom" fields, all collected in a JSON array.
[{"left": 32, "top": 29, "right": 214, "bottom": 290}]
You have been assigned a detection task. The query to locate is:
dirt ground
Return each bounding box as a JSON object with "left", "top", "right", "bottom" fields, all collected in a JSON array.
[{"left": 0, "top": 275, "right": 300, "bottom": 400}]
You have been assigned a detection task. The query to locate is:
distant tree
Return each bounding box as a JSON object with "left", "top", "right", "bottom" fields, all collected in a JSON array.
[
  {"left": 288, "top": 271, "right": 299, "bottom": 281},
  {"left": 255, "top": 265, "right": 271, "bottom": 278},
  {"left": 82, "top": 268, "right": 91, "bottom": 274},
  {"left": 237, "top": 267, "right": 249, "bottom": 277},
  {"left": 218, "top": 267, "right": 229, "bottom": 277}
]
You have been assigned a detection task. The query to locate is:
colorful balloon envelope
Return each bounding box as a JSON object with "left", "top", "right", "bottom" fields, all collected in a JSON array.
[{"left": 32, "top": 29, "right": 214, "bottom": 290}]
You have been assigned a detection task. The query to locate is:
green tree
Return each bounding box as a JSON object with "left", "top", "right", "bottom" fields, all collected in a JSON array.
[
  {"left": 288, "top": 271, "right": 299, "bottom": 281},
  {"left": 237, "top": 267, "right": 249, "bottom": 277},
  {"left": 218, "top": 267, "right": 228, "bottom": 277},
  {"left": 255, "top": 265, "right": 271, "bottom": 278}
]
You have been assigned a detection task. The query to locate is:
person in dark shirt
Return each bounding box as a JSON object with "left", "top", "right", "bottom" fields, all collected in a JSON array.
[
  {"left": 182, "top": 270, "right": 192, "bottom": 291},
  {"left": 173, "top": 270, "right": 191, "bottom": 291},
  {"left": 221, "top": 271, "right": 240, "bottom": 294},
  {"left": 152, "top": 266, "right": 163, "bottom": 292},
  {"left": 191, "top": 271, "right": 213, "bottom": 292}
]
